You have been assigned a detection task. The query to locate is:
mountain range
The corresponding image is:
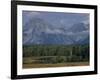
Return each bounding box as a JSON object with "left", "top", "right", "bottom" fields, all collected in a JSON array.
[{"left": 23, "top": 17, "right": 89, "bottom": 45}]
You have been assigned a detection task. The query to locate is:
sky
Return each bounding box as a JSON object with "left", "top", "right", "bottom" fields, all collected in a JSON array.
[{"left": 22, "top": 10, "right": 89, "bottom": 29}]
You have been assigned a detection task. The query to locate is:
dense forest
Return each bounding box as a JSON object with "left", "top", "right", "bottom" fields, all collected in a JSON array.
[{"left": 23, "top": 45, "right": 89, "bottom": 64}]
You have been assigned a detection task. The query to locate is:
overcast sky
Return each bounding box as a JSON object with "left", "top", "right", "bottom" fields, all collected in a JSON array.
[{"left": 22, "top": 11, "right": 89, "bottom": 29}]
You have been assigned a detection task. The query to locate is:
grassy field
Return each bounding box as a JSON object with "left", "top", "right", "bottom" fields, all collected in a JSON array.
[
  {"left": 23, "top": 61, "right": 89, "bottom": 68},
  {"left": 23, "top": 56, "right": 89, "bottom": 68}
]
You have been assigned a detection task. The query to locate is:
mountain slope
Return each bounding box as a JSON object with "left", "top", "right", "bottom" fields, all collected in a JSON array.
[{"left": 23, "top": 17, "right": 89, "bottom": 45}]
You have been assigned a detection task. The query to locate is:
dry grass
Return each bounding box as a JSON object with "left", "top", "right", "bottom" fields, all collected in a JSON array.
[{"left": 23, "top": 62, "right": 89, "bottom": 69}]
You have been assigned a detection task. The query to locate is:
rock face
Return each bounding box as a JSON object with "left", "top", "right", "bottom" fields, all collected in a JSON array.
[{"left": 23, "top": 17, "right": 89, "bottom": 45}]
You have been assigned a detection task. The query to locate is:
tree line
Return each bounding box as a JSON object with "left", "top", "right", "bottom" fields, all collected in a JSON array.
[{"left": 23, "top": 45, "right": 89, "bottom": 63}]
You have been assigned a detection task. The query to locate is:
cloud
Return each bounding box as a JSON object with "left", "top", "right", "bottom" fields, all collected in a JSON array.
[
  {"left": 60, "top": 19, "right": 65, "bottom": 24},
  {"left": 23, "top": 11, "right": 41, "bottom": 18},
  {"left": 45, "top": 28, "right": 64, "bottom": 34},
  {"left": 23, "top": 11, "right": 41, "bottom": 26},
  {"left": 82, "top": 15, "right": 90, "bottom": 24}
]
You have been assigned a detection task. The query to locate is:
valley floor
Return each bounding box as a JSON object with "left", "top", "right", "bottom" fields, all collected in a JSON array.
[{"left": 23, "top": 62, "right": 89, "bottom": 69}]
